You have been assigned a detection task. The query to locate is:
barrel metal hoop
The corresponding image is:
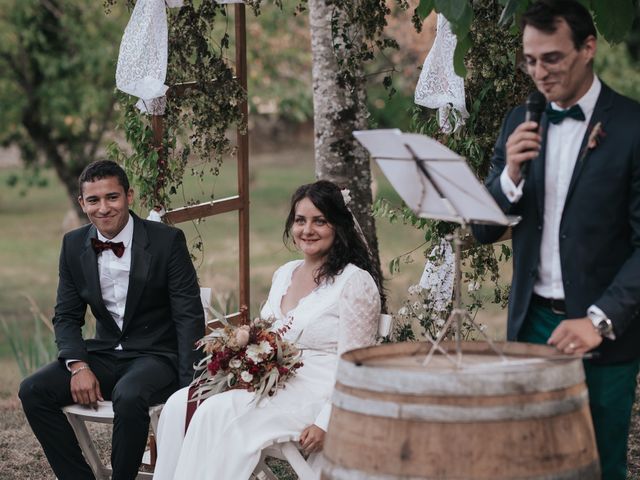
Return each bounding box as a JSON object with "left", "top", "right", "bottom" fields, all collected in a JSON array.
[
  {"left": 331, "top": 389, "right": 588, "bottom": 422},
  {"left": 322, "top": 460, "right": 601, "bottom": 480},
  {"left": 336, "top": 358, "right": 585, "bottom": 396}
]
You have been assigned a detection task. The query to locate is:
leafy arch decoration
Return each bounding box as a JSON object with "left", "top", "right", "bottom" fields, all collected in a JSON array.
[{"left": 106, "top": 0, "right": 246, "bottom": 212}]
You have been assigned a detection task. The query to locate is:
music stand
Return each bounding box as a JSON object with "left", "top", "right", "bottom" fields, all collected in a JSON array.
[{"left": 354, "top": 129, "right": 515, "bottom": 366}]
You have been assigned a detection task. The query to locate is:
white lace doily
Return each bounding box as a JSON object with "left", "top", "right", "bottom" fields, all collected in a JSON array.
[
  {"left": 418, "top": 238, "right": 454, "bottom": 313},
  {"left": 115, "top": 0, "right": 183, "bottom": 115},
  {"left": 414, "top": 14, "right": 469, "bottom": 133}
]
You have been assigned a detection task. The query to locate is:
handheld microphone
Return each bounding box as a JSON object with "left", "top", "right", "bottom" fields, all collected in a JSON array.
[{"left": 521, "top": 90, "right": 546, "bottom": 178}]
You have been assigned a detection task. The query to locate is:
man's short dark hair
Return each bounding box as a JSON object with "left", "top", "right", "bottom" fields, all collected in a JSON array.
[
  {"left": 521, "top": 0, "right": 597, "bottom": 49},
  {"left": 78, "top": 160, "right": 130, "bottom": 196}
]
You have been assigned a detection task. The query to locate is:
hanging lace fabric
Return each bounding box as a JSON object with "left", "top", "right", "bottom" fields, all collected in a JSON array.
[
  {"left": 419, "top": 238, "right": 455, "bottom": 317},
  {"left": 414, "top": 14, "right": 469, "bottom": 133},
  {"left": 115, "top": 0, "right": 184, "bottom": 115}
]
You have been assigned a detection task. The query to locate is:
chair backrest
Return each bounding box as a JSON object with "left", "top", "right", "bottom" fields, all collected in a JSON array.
[
  {"left": 200, "top": 287, "right": 212, "bottom": 322},
  {"left": 378, "top": 313, "right": 392, "bottom": 337}
]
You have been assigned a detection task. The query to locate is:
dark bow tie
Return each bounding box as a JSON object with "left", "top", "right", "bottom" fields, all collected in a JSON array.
[
  {"left": 545, "top": 104, "right": 586, "bottom": 124},
  {"left": 91, "top": 237, "right": 125, "bottom": 258}
]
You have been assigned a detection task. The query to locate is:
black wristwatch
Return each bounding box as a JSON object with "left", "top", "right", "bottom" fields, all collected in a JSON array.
[{"left": 587, "top": 308, "right": 615, "bottom": 340}]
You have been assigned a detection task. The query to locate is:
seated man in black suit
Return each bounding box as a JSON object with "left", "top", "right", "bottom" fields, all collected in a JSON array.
[{"left": 19, "top": 160, "right": 205, "bottom": 480}]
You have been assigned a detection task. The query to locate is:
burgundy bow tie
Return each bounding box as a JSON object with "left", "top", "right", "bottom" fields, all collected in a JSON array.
[{"left": 91, "top": 237, "right": 125, "bottom": 258}]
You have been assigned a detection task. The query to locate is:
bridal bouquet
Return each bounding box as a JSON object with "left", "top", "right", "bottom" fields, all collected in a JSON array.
[{"left": 190, "top": 316, "right": 304, "bottom": 404}]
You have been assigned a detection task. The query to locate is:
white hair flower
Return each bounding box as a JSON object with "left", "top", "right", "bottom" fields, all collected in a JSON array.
[{"left": 341, "top": 188, "right": 352, "bottom": 206}]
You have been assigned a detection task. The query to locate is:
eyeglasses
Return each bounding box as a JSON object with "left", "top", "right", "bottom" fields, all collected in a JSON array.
[{"left": 518, "top": 49, "right": 578, "bottom": 74}]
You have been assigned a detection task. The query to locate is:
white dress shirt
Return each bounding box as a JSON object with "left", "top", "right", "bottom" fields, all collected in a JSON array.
[
  {"left": 96, "top": 214, "right": 134, "bottom": 332},
  {"left": 500, "top": 77, "right": 602, "bottom": 302}
]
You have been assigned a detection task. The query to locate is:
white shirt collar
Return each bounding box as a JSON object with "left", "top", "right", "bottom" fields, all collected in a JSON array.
[
  {"left": 97, "top": 214, "right": 134, "bottom": 247},
  {"left": 550, "top": 75, "right": 601, "bottom": 118}
]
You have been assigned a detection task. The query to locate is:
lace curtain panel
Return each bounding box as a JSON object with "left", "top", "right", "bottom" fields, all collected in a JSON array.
[
  {"left": 115, "top": 0, "right": 184, "bottom": 115},
  {"left": 414, "top": 14, "right": 469, "bottom": 133},
  {"left": 419, "top": 239, "right": 455, "bottom": 314}
]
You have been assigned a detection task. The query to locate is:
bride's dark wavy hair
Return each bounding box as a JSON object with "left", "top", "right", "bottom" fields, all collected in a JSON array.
[{"left": 283, "top": 180, "right": 386, "bottom": 310}]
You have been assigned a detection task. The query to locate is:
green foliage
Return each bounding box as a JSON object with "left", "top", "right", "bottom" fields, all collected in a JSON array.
[
  {"left": 108, "top": 99, "right": 186, "bottom": 209},
  {"left": 498, "top": 0, "right": 527, "bottom": 28},
  {"left": 0, "top": 0, "right": 127, "bottom": 209},
  {"left": 596, "top": 41, "right": 640, "bottom": 102},
  {"left": 1, "top": 295, "right": 97, "bottom": 377},
  {"left": 0, "top": 314, "right": 56, "bottom": 378},
  {"left": 244, "top": 5, "right": 313, "bottom": 122},
  {"left": 246, "top": 0, "right": 412, "bottom": 104},
  {"left": 377, "top": 2, "right": 531, "bottom": 325},
  {"left": 417, "top": 0, "right": 640, "bottom": 77},
  {"left": 589, "top": 0, "right": 637, "bottom": 44},
  {"left": 105, "top": 1, "right": 246, "bottom": 211}
]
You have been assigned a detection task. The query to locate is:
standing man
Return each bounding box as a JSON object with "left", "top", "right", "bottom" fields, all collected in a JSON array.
[
  {"left": 473, "top": 1, "right": 640, "bottom": 478},
  {"left": 19, "top": 160, "right": 205, "bottom": 480}
]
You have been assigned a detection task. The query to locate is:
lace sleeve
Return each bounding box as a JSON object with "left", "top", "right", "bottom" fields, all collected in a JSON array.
[
  {"left": 337, "top": 269, "right": 381, "bottom": 355},
  {"left": 314, "top": 269, "right": 380, "bottom": 430}
]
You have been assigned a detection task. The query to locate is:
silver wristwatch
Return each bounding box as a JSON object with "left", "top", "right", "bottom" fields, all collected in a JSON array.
[{"left": 587, "top": 308, "right": 615, "bottom": 340}]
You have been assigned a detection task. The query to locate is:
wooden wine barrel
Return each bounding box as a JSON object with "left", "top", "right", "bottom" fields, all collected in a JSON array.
[{"left": 322, "top": 341, "right": 599, "bottom": 480}]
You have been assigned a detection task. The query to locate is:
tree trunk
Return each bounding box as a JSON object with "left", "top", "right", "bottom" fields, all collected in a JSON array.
[
  {"left": 308, "top": 0, "right": 381, "bottom": 271},
  {"left": 22, "top": 107, "right": 87, "bottom": 221}
]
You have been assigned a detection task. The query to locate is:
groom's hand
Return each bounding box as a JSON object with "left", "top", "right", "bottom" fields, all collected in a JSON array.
[
  {"left": 548, "top": 318, "right": 603, "bottom": 355},
  {"left": 70, "top": 363, "right": 104, "bottom": 409},
  {"left": 300, "top": 424, "right": 325, "bottom": 453},
  {"left": 506, "top": 121, "right": 541, "bottom": 184}
]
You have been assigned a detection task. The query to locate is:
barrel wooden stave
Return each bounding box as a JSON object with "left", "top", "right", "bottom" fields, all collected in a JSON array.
[{"left": 322, "top": 341, "right": 600, "bottom": 480}]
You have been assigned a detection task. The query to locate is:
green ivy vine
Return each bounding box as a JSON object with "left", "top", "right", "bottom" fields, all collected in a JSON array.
[
  {"left": 104, "top": 0, "right": 246, "bottom": 211},
  {"left": 376, "top": 2, "right": 533, "bottom": 340}
]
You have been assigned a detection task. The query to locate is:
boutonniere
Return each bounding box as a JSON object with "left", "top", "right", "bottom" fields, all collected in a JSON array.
[
  {"left": 579, "top": 121, "right": 605, "bottom": 163},
  {"left": 587, "top": 121, "right": 605, "bottom": 150}
]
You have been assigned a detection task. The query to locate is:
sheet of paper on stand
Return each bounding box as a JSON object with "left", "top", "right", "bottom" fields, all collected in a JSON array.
[{"left": 353, "top": 129, "right": 511, "bottom": 226}]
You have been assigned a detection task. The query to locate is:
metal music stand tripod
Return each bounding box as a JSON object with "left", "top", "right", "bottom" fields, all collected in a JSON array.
[{"left": 354, "top": 129, "right": 519, "bottom": 367}]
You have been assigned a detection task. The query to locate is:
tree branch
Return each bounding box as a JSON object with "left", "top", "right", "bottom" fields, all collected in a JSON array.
[
  {"left": 40, "top": 0, "right": 63, "bottom": 19},
  {"left": 87, "top": 96, "right": 117, "bottom": 160},
  {"left": 0, "top": 52, "right": 28, "bottom": 85}
]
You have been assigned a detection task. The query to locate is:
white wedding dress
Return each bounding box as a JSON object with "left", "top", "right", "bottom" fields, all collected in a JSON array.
[{"left": 153, "top": 260, "right": 381, "bottom": 480}]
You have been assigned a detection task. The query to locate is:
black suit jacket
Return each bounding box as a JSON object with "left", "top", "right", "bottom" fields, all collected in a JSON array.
[
  {"left": 473, "top": 82, "right": 640, "bottom": 364},
  {"left": 53, "top": 212, "right": 204, "bottom": 386}
]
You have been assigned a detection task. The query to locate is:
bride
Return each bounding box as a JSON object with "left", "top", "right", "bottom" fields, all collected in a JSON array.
[{"left": 153, "top": 180, "right": 385, "bottom": 479}]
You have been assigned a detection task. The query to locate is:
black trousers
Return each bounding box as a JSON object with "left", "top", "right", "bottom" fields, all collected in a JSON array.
[{"left": 19, "top": 351, "right": 178, "bottom": 480}]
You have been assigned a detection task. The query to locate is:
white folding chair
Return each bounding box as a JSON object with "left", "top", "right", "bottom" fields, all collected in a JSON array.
[
  {"left": 61, "top": 288, "right": 212, "bottom": 479},
  {"left": 62, "top": 402, "right": 163, "bottom": 480},
  {"left": 251, "top": 314, "right": 393, "bottom": 480}
]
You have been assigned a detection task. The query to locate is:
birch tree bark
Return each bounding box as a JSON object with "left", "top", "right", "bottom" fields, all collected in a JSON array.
[{"left": 308, "top": 0, "right": 382, "bottom": 268}]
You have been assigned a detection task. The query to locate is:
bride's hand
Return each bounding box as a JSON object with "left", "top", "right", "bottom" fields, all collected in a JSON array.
[{"left": 300, "top": 424, "right": 325, "bottom": 453}]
